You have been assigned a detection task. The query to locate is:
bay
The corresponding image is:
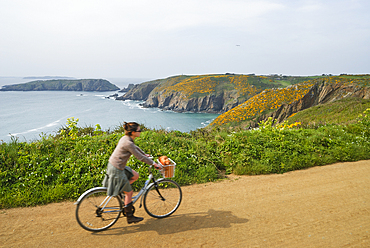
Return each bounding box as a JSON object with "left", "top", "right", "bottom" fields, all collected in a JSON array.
[{"left": 0, "top": 78, "right": 219, "bottom": 143}]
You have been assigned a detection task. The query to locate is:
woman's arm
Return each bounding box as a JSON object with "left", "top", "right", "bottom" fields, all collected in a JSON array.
[{"left": 127, "top": 143, "right": 154, "bottom": 165}]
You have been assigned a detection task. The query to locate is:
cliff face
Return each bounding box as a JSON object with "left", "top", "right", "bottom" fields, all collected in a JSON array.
[
  {"left": 115, "top": 74, "right": 370, "bottom": 116},
  {"left": 0, "top": 79, "right": 119, "bottom": 91},
  {"left": 116, "top": 81, "right": 248, "bottom": 113},
  {"left": 115, "top": 74, "right": 292, "bottom": 113},
  {"left": 252, "top": 81, "right": 370, "bottom": 127},
  {"left": 115, "top": 81, "right": 160, "bottom": 101},
  {"left": 142, "top": 90, "right": 242, "bottom": 113}
]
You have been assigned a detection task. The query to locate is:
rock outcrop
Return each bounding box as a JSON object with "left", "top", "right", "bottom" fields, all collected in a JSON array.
[
  {"left": 118, "top": 84, "right": 135, "bottom": 93},
  {"left": 116, "top": 82, "right": 247, "bottom": 113},
  {"left": 250, "top": 81, "right": 370, "bottom": 127},
  {"left": 142, "top": 90, "right": 242, "bottom": 113},
  {"left": 116, "top": 81, "right": 160, "bottom": 101}
]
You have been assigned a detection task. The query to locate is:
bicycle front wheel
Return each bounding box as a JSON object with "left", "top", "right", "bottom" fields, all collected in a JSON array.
[
  {"left": 143, "top": 179, "right": 182, "bottom": 218},
  {"left": 75, "top": 188, "right": 122, "bottom": 232}
]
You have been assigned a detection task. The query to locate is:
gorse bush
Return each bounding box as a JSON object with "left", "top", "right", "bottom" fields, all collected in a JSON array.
[
  {"left": 1, "top": 108, "right": 370, "bottom": 208},
  {"left": 151, "top": 74, "right": 306, "bottom": 101},
  {"left": 211, "top": 75, "right": 370, "bottom": 127},
  {"left": 211, "top": 81, "right": 315, "bottom": 126}
]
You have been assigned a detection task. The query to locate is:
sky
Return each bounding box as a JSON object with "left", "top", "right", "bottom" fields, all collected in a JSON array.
[{"left": 0, "top": 0, "right": 369, "bottom": 80}]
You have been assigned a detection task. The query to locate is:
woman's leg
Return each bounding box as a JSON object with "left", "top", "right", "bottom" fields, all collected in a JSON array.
[
  {"left": 123, "top": 169, "right": 143, "bottom": 223},
  {"left": 123, "top": 169, "right": 139, "bottom": 205},
  {"left": 124, "top": 190, "right": 133, "bottom": 206},
  {"left": 129, "top": 169, "right": 139, "bottom": 184},
  {"left": 123, "top": 187, "right": 143, "bottom": 224}
]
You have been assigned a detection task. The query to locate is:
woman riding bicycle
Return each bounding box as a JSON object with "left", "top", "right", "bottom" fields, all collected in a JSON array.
[{"left": 102, "top": 122, "right": 161, "bottom": 224}]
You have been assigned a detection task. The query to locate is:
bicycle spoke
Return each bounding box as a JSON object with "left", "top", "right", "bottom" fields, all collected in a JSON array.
[
  {"left": 75, "top": 189, "right": 122, "bottom": 232},
  {"left": 143, "top": 179, "right": 182, "bottom": 218}
]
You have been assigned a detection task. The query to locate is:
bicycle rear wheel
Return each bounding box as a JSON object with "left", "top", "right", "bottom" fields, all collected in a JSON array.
[
  {"left": 75, "top": 188, "right": 122, "bottom": 232},
  {"left": 143, "top": 179, "right": 182, "bottom": 218}
]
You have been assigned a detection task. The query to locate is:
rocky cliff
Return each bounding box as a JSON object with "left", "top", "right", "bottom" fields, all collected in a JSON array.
[
  {"left": 116, "top": 81, "right": 160, "bottom": 101},
  {"left": 118, "top": 84, "right": 135, "bottom": 93},
  {"left": 142, "top": 90, "right": 242, "bottom": 113},
  {"left": 115, "top": 81, "right": 243, "bottom": 113},
  {"left": 115, "top": 74, "right": 370, "bottom": 117},
  {"left": 0, "top": 79, "right": 119, "bottom": 91},
  {"left": 114, "top": 74, "right": 277, "bottom": 113},
  {"left": 252, "top": 80, "right": 370, "bottom": 127}
]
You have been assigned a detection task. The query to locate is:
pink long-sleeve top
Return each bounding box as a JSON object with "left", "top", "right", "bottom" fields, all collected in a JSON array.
[{"left": 108, "top": 135, "right": 154, "bottom": 170}]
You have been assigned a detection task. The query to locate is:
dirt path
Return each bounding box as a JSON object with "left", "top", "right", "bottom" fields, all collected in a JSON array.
[{"left": 1, "top": 160, "right": 370, "bottom": 248}]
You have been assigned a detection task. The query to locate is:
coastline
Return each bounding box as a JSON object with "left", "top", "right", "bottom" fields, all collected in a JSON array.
[{"left": 0, "top": 90, "right": 219, "bottom": 142}]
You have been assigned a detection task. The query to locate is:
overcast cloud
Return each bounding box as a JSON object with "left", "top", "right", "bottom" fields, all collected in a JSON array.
[{"left": 0, "top": 0, "right": 369, "bottom": 79}]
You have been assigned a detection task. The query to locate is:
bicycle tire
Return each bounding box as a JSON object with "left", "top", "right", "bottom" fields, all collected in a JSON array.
[
  {"left": 75, "top": 188, "right": 122, "bottom": 232},
  {"left": 143, "top": 179, "right": 182, "bottom": 218}
]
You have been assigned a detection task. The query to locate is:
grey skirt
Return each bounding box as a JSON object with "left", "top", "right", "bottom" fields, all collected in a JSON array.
[{"left": 102, "top": 163, "right": 134, "bottom": 196}]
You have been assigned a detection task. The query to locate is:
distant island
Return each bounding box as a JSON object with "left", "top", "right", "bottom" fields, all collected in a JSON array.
[
  {"left": 23, "top": 76, "right": 76, "bottom": 80},
  {"left": 0, "top": 79, "right": 120, "bottom": 92}
]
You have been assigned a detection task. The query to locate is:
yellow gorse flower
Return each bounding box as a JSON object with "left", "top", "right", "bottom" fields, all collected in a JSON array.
[
  {"left": 210, "top": 76, "right": 369, "bottom": 126},
  {"left": 156, "top": 74, "right": 265, "bottom": 100}
]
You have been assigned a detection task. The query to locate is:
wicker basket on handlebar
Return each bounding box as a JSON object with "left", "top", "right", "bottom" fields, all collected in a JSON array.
[{"left": 157, "top": 158, "right": 176, "bottom": 178}]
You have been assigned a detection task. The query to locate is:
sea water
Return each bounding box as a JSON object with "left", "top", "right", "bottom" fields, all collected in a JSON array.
[{"left": 0, "top": 78, "right": 219, "bottom": 142}]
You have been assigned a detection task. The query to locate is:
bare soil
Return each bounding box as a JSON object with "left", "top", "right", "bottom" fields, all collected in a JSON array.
[{"left": 1, "top": 160, "right": 370, "bottom": 248}]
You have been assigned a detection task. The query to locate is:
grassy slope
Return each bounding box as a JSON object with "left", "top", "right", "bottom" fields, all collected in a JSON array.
[
  {"left": 287, "top": 97, "right": 370, "bottom": 126},
  {"left": 147, "top": 74, "right": 321, "bottom": 99},
  {"left": 211, "top": 75, "right": 370, "bottom": 127}
]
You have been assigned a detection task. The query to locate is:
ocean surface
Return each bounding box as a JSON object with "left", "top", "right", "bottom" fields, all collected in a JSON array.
[{"left": 0, "top": 77, "right": 219, "bottom": 143}]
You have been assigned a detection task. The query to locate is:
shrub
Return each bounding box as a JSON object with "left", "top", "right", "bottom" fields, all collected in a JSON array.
[{"left": 1, "top": 110, "right": 370, "bottom": 208}]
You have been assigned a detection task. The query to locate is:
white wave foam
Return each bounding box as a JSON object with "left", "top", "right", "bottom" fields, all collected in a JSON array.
[
  {"left": 8, "top": 118, "right": 64, "bottom": 137},
  {"left": 94, "top": 94, "right": 107, "bottom": 99},
  {"left": 121, "top": 100, "right": 145, "bottom": 110}
]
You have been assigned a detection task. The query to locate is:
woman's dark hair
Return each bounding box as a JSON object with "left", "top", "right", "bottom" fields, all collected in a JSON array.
[{"left": 124, "top": 122, "right": 140, "bottom": 136}]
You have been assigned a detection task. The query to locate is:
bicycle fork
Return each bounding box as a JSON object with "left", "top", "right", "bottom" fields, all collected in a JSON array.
[{"left": 153, "top": 182, "right": 165, "bottom": 201}]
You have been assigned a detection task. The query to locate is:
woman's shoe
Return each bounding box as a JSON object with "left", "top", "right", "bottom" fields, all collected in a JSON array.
[{"left": 124, "top": 202, "right": 144, "bottom": 224}]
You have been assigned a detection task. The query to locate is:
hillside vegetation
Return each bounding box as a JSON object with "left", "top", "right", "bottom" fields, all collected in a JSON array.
[
  {"left": 149, "top": 74, "right": 316, "bottom": 99},
  {"left": 1, "top": 106, "right": 370, "bottom": 208},
  {"left": 211, "top": 75, "right": 370, "bottom": 127},
  {"left": 120, "top": 74, "right": 323, "bottom": 113},
  {"left": 288, "top": 97, "right": 370, "bottom": 127}
]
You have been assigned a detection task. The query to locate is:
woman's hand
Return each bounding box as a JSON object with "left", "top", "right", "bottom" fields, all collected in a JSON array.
[{"left": 153, "top": 162, "right": 162, "bottom": 170}]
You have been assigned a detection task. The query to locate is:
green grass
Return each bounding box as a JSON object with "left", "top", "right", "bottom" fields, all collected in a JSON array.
[
  {"left": 287, "top": 98, "right": 370, "bottom": 127},
  {"left": 1, "top": 108, "right": 370, "bottom": 209}
]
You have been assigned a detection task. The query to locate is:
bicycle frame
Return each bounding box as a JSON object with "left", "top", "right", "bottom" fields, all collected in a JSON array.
[{"left": 131, "top": 171, "right": 155, "bottom": 208}]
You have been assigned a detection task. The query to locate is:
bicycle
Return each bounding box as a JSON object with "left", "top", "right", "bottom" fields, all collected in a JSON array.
[{"left": 75, "top": 158, "right": 182, "bottom": 232}]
